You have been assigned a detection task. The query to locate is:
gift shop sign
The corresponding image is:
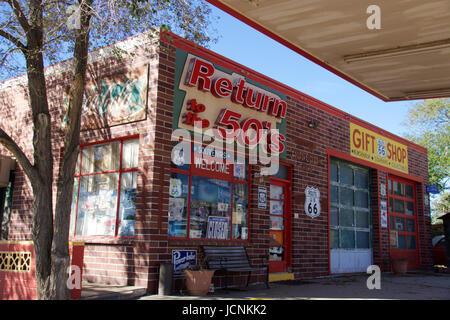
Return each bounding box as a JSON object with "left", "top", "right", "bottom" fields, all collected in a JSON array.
[
  {"left": 175, "top": 52, "right": 287, "bottom": 154},
  {"left": 350, "top": 123, "right": 408, "bottom": 174}
]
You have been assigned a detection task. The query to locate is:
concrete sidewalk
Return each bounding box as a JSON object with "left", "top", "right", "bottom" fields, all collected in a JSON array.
[
  {"left": 80, "top": 283, "right": 147, "bottom": 300},
  {"left": 139, "top": 271, "right": 450, "bottom": 300}
]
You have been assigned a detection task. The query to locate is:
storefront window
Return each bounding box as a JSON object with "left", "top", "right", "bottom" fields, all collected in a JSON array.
[
  {"left": 233, "top": 163, "right": 248, "bottom": 181},
  {"left": 168, "top": 172, "right": 189, "bottom": 237},
  {"left": 71, "top": 137, "right": 139, "bottom": 237},
  {"left": 168, "top": 143, "right": 250, "bottom": 241},
  {"left": 190, "top": 176, "right": 231, "bottom": 239},
  {"left": 233, "top": 183, "right": 248, "bottom": 240},
  {"left": 118, "top": 172, "right": 137, "bottom": 236},
  {"left": 76, "top": 173, "right": 119, "bottom": 236},
  {"left": 405, "top": 184, "right": 414, "bottom": 198}
]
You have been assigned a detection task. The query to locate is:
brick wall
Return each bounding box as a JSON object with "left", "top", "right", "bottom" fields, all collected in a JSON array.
[{"left": 0, "top": 32, "right": 432, "bottom": 296}]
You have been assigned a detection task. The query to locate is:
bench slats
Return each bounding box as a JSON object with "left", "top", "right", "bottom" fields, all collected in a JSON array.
[
  {"left": 203, "top": 246, "right": 264, "bottom": 270},
  {"left": 202, "top": 246, "right": 269, "bottom": 289}
]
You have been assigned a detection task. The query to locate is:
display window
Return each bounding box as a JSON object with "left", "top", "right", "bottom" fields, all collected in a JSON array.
[
  {"left": 70, "top": 136, "right": 139, "bottom": 237},
  {"left": 169, "top": 141, "right": 249, "bottom": 240}
]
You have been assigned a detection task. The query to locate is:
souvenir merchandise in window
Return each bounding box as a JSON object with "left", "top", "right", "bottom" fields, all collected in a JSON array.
[
  {"left": 270, "top": 185, "right": 284, "bottom": 200},
  {"left": 233, "top": 163, "right": 247, "bottom": 181},
  {"left": 168, "top": 173, "right": 189, "bottom": 237},
  {"left": 190, "top": 176, "right": 231, "bottom": 239},
  {"left": 232, "top": 183, "right": 248, "bottom": 240},
  {"left": 71, "top": 137, "right": 139, "bottom": 237},
  {"left": 168, "top": 143, "right": 250, "bottom": 241},
  {"left": 118, "top": 172, "right": 137, "bottom": 236},
  {"left": 75, "top": 173, "right": 119, "bottom": 236}
]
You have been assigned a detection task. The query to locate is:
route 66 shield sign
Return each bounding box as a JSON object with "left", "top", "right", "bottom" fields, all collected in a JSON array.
[{"left": 304, "top": 186, "right": 320, "bottom": 219}]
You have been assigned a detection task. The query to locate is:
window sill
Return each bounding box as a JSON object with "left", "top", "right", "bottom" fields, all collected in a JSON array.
[
  {"left": 69, "top": 236, "right": 135, "bottom": 246},
  {"left": 168, "top": 238, "right": 249, "bottom": 247}
]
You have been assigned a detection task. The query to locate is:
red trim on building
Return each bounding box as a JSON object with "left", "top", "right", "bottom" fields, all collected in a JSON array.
[
  {"left": 327, "top": 148, "right": 424, "bottom": 183},
  {"left": 161, "top": 32, "right": 427, "bottom": 155}
]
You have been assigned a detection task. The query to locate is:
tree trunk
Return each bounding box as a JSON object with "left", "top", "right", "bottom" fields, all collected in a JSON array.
[
  {"left": 32, "top": 183, "right": 54, "bottom": 300},
  {"left": 0, "top": 0, "right": 91, "bottom": 300},
  {"left": 50, "top": 1, "right": 92, "bottom": 300}
]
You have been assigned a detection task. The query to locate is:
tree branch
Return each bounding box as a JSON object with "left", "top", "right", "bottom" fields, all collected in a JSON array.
[
  {"left": 7, "top": 0, "right": 31, "bottom": 32},
  {"left": 0, "top": 29, "right": 26, "bottom": 51},
  {"left": 0, "top": 126, "right": 39, "bottom": 185}
]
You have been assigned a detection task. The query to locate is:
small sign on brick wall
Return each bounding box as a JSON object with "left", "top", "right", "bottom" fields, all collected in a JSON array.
[
  {"left": 258, "top": 186, "right": 267, "bottom": 209},
  {"left": 380, "top": 183, "right": 386, "bottom": 197},
  {"left": 304, "top": 186, "right": 320, "bottom": 219},
  {"left": 380, "top": 200, "right": 388, "bottom": 228},
  {"left": 172, "top": 250, "right": 197, "bottom": 275}
]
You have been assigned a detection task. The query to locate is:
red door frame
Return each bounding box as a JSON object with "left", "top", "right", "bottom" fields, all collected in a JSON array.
[
  {"left": 387, "top": 175, "right": 421, "bottom": 270},
  {"left": 269, "top": 164, "right": 292, "bottom": 273}
]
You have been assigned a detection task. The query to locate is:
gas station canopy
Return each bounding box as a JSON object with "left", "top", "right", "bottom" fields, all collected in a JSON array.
[{"left": 207, "top": 0, "right": 450, "bottom": 101}]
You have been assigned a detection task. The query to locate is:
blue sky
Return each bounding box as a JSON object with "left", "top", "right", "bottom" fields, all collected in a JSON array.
[{"left": 207, "top": 6, "right": 422, "bottom": 138}]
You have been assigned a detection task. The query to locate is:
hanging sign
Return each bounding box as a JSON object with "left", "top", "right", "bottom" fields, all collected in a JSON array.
[
  {"left": 206, "top": 216, "right": 229, "bottom": 239},
  {"left": 425, "top": 185, "right": 439, "bottom": 194},
  {"left": 350, "top": 123, "right": 408, "bottom": 174},
  {"left": 380, "top": 200, "right": 388, "bottom": 228},
  {"left": 258, "top": 186, "right": 267, "bottom": 209},
  {"left": 304, "top": 186, "right": 321, "bottom": 219},
  {"left": 172, "top": 250, "right": 197, "bottom": 274}
]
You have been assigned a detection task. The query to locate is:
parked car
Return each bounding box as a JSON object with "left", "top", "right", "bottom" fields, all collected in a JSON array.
[{"left": 432, "top": 235, "right": 448, "bottom": 266}]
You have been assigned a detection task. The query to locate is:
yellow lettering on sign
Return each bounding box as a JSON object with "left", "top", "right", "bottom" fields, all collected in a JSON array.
[{"left": 350, "top": 123, "right": 408, "bottom": 174}]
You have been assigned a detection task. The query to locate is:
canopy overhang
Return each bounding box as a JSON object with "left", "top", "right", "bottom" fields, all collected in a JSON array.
[{"left": 207, "top": 0, "right": 450, "bottom": 101}]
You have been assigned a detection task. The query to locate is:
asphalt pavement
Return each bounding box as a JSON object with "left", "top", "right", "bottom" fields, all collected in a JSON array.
[{"left": 139, "top": 271, "right": 450, "bottom": 300}]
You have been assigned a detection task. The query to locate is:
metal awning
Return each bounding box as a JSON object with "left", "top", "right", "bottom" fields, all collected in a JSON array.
[{"left": 207, "top": 0, "right": 450, "bottom": 101}]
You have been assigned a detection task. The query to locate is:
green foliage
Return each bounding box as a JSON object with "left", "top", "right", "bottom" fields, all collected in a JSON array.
[
  {"left": 434, "top": 192, "right": 450, "bottom": 216},
  {"left": 0, "top": 0, "right": 219, "bottom": 81},
  {"left": 403, "top": 98, "right": 450, "bottom": 191}
]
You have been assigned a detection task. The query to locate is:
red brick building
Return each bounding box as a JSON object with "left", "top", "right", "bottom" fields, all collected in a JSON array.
[{"left": 0, "top": 32, "right": 432, "bottom": 295}]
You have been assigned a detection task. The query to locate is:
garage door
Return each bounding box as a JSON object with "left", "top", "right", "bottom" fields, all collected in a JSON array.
[{"left": 330, "top": 159, "right": 372, "bottom": 273}]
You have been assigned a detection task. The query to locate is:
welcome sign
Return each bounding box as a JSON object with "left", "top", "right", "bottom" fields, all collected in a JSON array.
[{"left": 350, "top": 123, "right": 408, "bottom": 174}]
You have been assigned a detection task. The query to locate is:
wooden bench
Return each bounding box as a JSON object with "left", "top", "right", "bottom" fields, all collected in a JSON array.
[{"left": 203, "top": 246, "right": 269, "bottom": 290}]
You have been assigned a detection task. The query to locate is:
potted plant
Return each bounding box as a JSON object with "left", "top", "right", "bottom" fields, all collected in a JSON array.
[
  {"left": 184, "top": 256, "right": 215, "bottom": 296},
  {"left": 391, "top": 257, "right": 408, "bottom": 275}
]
